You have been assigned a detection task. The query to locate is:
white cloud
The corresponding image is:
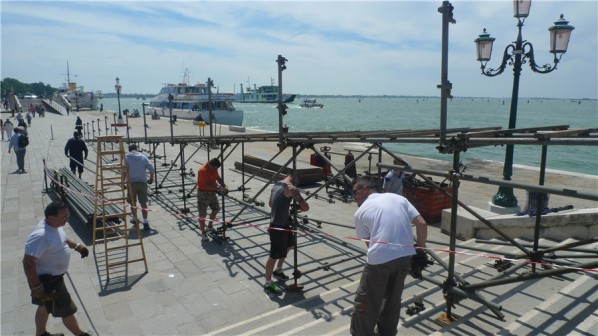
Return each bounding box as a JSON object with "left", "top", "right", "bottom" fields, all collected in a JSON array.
[{"left": 1, "top": 0, "right": 596, "bottom": 99}]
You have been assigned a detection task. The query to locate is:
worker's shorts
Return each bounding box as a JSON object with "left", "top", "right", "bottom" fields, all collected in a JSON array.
[
  {"left": 268, "top": 226, "right": 295, "bottom": 259},
  {"left": 197, "top": 190, "right": 220, "bottom": 217},
  {"left": 129, "top": 182, "right": 149, "bottom": 208},
  {"left": 33, "top": 274, "right": 78, "bottom": 318}
]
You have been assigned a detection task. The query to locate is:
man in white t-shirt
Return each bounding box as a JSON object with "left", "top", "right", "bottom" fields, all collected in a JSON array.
[
  {"left": 22, "top": 202, "right": 91, "bottom": 336},
  {"left": 350, "top": 176, "right": 428, "bottom": 336}
]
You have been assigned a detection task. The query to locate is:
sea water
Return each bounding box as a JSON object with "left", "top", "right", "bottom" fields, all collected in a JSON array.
[{"left": 97, "top": 97, "right": 597, "bottom": 176}]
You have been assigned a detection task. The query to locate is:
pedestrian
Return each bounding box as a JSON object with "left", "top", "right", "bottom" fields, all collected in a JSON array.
[
  {"left": 383, "top": 158, "right": 406, "bottom": 196},
  {"left": 196, "top": 158, "right": 227, "bottom": 241},
  {"left": 4, "top": 118, "right": 14, "bottom": 140},
  {"left": 75, "top": 117, "right": 83, "bottom": 137},
  {"left": 0, "top": 119, "right": 4, "bottom": 141},
  {"left": 22, "top": 202, "right": 92, "bottom": 336},
  {"left": 123, "top": 144, "right": 154, "bottom": 230},
  {"left": 64, "top": 132, "right": 88, "bottom": 178},
  {"left": 8, "top": 126, "right": 28, "bottom": 173},
  {"left": 26, "top": 111, "right": 33, "bottom": 127},
  {"left": 263, "top": 172, "right": 309, "bottom": 295},
  {"left": 15, "top": 111, "right": 24, "bottom": 123},
  {"left": 350, "top": 176, "right": 428, "bottom": 336}
]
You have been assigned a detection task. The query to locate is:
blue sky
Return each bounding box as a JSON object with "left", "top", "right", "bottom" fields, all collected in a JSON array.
[{"left": 1, "top": 0, "right": 596, "bottom": 99}]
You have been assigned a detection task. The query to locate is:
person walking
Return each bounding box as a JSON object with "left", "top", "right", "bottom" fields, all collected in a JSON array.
[
  {"left": 123, "top": 144, "right": 154, "bottom": 230},
  {"left": 75, "top": 117, "right": 83, "bottom": 137},
  {"left": 350, "top": 176, "right": 428, "bottom": 336},
  {"left": 4, "top": 118, "right": 14, "bottom": 140},
  {"left": 0, "top": 119, "right": 4, "bottom": 141},
  {"left": 8, "top": 126, "right": 28, "bottom": 173},
  {"left": 64, "top": 132, "right": 88, "bottom": 178},
  {"left": 26, "top": 111, "right": 33, "bottom": 127},
  {"left": 383, "top": 158, "right": 406, "bottom": 196},
  {"left": 22, "top": 202, "right": 92, "bottom": 336},
  {"left": 263, "top": 172, "right": 309, "bottom": 295},
  {"left": 196, "top": 158, "right": 227, "bottom": 241}
]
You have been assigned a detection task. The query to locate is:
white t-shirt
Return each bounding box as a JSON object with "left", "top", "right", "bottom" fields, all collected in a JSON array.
[
  {"left": 354, "top": 193, "right": 419, "bottom": 265},
  {"left": 24, "top": 220, "right": 71, "bottom": 275}
]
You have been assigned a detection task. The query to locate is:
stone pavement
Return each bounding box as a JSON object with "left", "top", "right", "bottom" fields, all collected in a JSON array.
[{"left": 1, "top": 109, "right": 596, "bottom": 335}]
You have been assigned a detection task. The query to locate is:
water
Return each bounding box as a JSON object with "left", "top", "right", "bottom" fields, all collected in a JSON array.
[{"left": 97, "top": 97, "right": 598, "bottom": 176}]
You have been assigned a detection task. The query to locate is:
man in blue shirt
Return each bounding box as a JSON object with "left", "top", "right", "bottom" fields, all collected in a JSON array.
[{"left": 8, "top": 126, "right": 27, "bottom": 173}]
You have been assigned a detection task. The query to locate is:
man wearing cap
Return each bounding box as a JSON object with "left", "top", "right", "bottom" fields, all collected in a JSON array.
[
  {"left": 196, "top": 158, "right": 226, "bottom": 241},
  {"left": 64, "top": 132, "right": 89, "bottom": 178},
  {"left": 8, "top": 126, "right": 27, "bottom": 173}
]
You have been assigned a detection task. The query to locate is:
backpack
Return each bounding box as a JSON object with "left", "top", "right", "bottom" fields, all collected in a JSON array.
[{"left": 18, "top": 134, "right": 29, "bottom": 148}]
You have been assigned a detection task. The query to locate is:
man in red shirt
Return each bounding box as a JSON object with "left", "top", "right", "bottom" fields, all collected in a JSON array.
[{"left": 196, "top": 158, "right": 226, "bottom": 241}]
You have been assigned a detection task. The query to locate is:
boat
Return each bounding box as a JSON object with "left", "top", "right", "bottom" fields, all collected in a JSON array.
[
  {"left": 300, "top": 99, "right": 324, "bottom": 108},
  {"left": 148, "top": 70, "right": 243, "bottom": 126},
  {"left": 55, "top": 61, "right": 101, "bottom": 111},
  {"left": 236, "top": 79, "right": 297, "bottom": 103}
]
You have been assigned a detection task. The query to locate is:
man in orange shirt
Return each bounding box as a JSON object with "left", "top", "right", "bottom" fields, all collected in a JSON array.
[{"left": 197, "top": 158, "right": 227, "bottom": 241}]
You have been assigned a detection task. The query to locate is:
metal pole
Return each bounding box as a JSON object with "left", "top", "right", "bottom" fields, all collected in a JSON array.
[
  {"left": 168, "top": 94, "right": 174, "bottom": 145},
  {"left": 532, "top": 144, "right": 548, "bottom": 272},
  {"left": 207, "top": 78, "right": 214, "bottom": 141},
  {"left": 437, "top": 1, "right": 455, "bottom": 151},
  {"left": 142, "top": 103, "right": 148, "bottom": 144},
  {"left": 445, "top": 149, "right": 460, "bottom": 319},
  {"left": 125, "top": 111, "right": 130, "bottom": 144},
  {"left": 492, "top": 20, "right": 523, "bottom": 208}
]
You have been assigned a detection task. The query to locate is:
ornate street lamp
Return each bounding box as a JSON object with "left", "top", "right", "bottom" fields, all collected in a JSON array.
[
  {"left": 115, "top": 77, "right": 123, "bottom": 124},
  {"left": 475, "top": 1, "right": 573, "bottom": 209}
]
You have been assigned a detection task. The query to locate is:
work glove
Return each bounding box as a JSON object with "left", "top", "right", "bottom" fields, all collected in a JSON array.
[
  {"left": 218, "top": 188, "right": 229, "bottom": 196},
  {"left": 30, "top": 284, "right": 55, "bottom": 302},
  {"left": 410, "top": 246, "right": 432, "bottom": 279},
  {"left": 75, "top": 243, "right": 89, "bottom": 258}
]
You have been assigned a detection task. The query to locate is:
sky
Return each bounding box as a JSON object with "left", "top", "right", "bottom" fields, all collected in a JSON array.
[{"left": 1, "top": 0, "right": 597, "bottom": 99}]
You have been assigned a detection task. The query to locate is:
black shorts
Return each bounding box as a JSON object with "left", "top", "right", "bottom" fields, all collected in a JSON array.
[
  {"left": 69, "top": 159, "right": 84, "bottom": 173},
  {"left": 268, "top": 226, "right": 295, "bottom": 259},
  {"left": 33, "top": 274, "right": 77, "bottom": 317}
]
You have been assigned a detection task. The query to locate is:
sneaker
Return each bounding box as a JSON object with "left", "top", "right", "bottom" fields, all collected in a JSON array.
[
  {"left": 208, "top": 226, "right": 216, "bottom": 233},
  {"left": 273, "top": 270, "right": 289, "bottom": 281},
  {"left": 264, "top": 282, "right": 282, "bottom": 295},
  {"left": 202, "top": 232, "right": 209, "bottom": 241},
  {"left": 143, "top": 223, "right": 150, "bottom": 231},
  {"left": 40, "top": 332, "right": 65, "bottom": 336}
]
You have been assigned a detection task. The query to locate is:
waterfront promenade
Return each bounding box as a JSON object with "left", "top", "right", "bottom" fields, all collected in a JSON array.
[{"left": 1, "top": 109, "right": 596, "bottom": 335}]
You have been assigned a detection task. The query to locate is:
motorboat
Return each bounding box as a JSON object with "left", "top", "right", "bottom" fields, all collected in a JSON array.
[
  {"left": 148, "top": 72, "right": 243, "bottom": 126},
  {"left": 300, "top": 99, "right": 324, "bottom": 108},
  {"left": 236, "top": 79, "right": 296, "bottom": 103}
]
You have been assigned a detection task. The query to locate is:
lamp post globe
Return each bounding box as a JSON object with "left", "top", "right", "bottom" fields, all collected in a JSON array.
[
  {"left": 475, "top": 0, "right": 573, "bottom": 210},
  {"left": 115, "top": 77, "right": 123, "bottom": 124}
]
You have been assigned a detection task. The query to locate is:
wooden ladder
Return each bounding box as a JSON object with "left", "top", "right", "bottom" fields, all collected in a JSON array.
[{"left": 92, "top": 135, "right": 148, "bottom": 280}]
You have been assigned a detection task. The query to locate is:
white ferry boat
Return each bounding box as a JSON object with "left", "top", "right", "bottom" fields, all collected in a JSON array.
[{"left": 148, "top": 82, "right": 243, "bottom": 126}]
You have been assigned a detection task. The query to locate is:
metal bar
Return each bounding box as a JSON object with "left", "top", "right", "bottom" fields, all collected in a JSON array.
[
  {"left": 532, "top": 144, "right": 548, "bottom": 272},
  {"left": 378, "top": 163, "right": 598, "bottom": 202},
  {"left": 474, "top": 238, "right": 598, "bottom": 254},
  {"left": 461, "top": 260, "right": 598, "bottom": 291}
]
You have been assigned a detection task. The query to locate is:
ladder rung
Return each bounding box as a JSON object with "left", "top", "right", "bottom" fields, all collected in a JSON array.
[
  {"left": 100, "top": 150, "right": 124, "bottom": 155},
  {"left": 100, "top": 189, "right": 126, "bottom": 194},
  {"left": 94, "top": 235, "right": 125, "bottom": 244}
]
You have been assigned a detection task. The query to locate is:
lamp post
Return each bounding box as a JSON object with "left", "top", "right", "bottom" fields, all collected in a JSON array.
[
  {"left": 115, "top": 77, "right": 123, "bottom": 124},
  {"left": 475, "top": 0, "right": 573, "bottom": 209}
]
